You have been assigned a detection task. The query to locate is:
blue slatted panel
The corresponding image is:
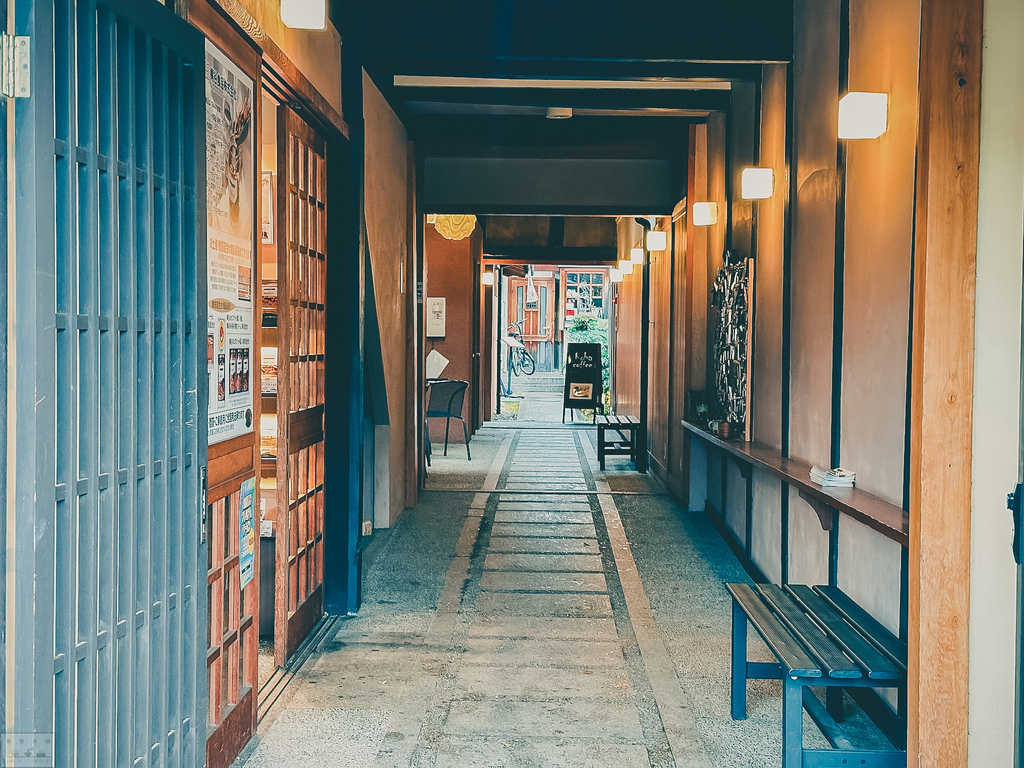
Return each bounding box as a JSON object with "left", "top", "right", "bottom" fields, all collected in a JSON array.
[{"left": 10, "top": 0, "right": 206, "bottom": 766}]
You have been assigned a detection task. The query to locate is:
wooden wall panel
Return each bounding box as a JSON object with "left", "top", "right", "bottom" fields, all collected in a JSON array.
[
  {"left": 648, "top": 220, "right": 673, "bottom": 479},
  {"left": 612, "top": 218, "right": 643, "bottom": 418},
  {"left": 908, "top": 0, "right": 982, "bottom": 760},
  {"left": 788, "top": 0, "right": 840, "bottom": 470},
  {"left": 838, "top": 0, "right": 920, "bottom": 506},
  {"left": 667, "top": 207, "right": 689, "bottom": 494}
]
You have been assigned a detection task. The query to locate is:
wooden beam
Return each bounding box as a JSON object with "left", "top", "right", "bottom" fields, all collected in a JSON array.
[{"left": 908, "top": 0, "right": 983, "bottom": 763}]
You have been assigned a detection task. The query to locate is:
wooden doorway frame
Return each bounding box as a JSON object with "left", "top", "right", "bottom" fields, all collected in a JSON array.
[{"left": 908, "top": 0, "right": 982, "bottom": 763}]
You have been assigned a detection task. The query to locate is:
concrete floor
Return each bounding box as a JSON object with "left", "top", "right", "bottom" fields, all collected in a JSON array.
[{"left": 240, "top": 428, "right": 892, "bottom": 767}]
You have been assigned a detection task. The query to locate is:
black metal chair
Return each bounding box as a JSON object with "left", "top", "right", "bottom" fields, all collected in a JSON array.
[{"left": 425, "top": 379, "right": 471, "bottom": 460}]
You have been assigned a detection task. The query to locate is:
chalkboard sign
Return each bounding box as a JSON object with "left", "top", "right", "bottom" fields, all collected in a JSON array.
[{"left": 563, "top": 343, "right": 603, "bottom": 413}]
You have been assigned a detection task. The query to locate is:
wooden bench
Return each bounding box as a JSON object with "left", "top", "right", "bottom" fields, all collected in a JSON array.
[
  {"left": 595, "top": 414, "right": 640, "bottom": 470},
  {"left": 728, "top": 582, "right": 907, "bottom": 768}
]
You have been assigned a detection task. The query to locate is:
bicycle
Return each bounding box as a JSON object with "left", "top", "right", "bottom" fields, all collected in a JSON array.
[{"left": 506, "top": 320, "right": 536, "bottom": 376}]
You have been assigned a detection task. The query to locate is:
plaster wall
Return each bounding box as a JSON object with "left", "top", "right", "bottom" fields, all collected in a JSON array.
[
  {"left": 967, "top": 0, "right": 1024, "bottom": 760},
  {"left": 232, "top": 0, "right": 342, "bottom": 114},
  {"left": 363, "top": 73, "right": 410, "bottom": 525},
  {"left": 750, "top": 470, "right": 783, "bottom": 583},
  {"left": 787, "top": 488, "right": 830, "bottom": 586},
  {"left": 751, "top": 64, "right": 787, "bottom": 451},
  {"left": 725, "top": 464, "right": 747, "bottom": 548},
  {"left": 788, "top": 0, "right": 839, "bottom": 472},
  {"left": 838, "top": 0, "right": 920, "bottom": 506}
]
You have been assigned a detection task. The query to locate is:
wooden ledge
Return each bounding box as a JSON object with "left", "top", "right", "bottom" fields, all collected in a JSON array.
[{"left": 682, "top": 420, "right": 909, "bottom": 547}]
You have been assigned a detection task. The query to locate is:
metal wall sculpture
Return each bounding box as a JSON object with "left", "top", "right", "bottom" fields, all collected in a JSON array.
[{"left": 710, "top": 250, "right": 750, "bottom": 428}]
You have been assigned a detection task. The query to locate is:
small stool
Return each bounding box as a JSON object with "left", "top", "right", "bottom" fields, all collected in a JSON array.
[{"left": 595, "top": 414, "right": 640, "bottom": 470}]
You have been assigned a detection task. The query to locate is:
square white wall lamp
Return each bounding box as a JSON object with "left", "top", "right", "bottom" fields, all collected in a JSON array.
[
  {"left": 281, "top": 0, "right": 327, "bottom": 30},
  {"left": 838, "top": 91, "right": 888, "bottom": 139},
  {"left": 692, "top": 202, "right": 718, "bottom": 226},
  {"left": 645, "top": 230, "right": 667, "bottom": 251},
  {"left": 741, "top": 167, "right": 774, "bottom": 200}
]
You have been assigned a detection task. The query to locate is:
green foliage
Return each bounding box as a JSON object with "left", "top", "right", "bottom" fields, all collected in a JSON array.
[{"left": 566, "top": 313, "right": 610, "bottom": 388}]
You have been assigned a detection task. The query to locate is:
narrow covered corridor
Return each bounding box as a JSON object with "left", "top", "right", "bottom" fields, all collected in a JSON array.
[{"left": 241, "top": 428, "right": 889, "bottom": 766}]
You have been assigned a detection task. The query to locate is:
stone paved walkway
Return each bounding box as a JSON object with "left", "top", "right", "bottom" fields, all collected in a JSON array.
[{"left": 240, "top": 427, "right": 888, "bottom": 767}]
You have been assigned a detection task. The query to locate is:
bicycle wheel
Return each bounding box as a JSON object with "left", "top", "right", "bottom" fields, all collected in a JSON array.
[{"left": 520, "top": 349, "right": 536, "bottom": 376}]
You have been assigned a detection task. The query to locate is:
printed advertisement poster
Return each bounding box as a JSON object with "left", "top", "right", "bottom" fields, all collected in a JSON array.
[
  {"left": 238, "top": 477, "right": 256, "bottom": 590},
  {"left": 206, "top": 40, "right": 255, "bottom": 443}
]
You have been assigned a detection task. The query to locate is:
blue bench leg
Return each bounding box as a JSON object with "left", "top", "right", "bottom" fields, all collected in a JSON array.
[
  {"left": 731, "top": 598, "right": 747, "bottom": 720},
  {"left": 783, "top": 678, "right": 803, "bottom": 768}
]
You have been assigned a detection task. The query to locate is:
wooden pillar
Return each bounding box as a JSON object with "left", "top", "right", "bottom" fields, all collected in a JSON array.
[{"left": 908, "top": 0, "right": 982, "bottom": 763}]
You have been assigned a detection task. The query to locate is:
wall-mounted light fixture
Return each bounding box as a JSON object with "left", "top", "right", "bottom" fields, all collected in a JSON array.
[
  {"left": 838, "top": 91, "right": 888, "bottom": 139},
  {"left": 741, "top": 167, "right": 774, "bottom": 200},
  {"left": 630, "top": 247, "right": 644, "bottom": 264},
  {"left": 618, "top": 259, "right": 634, "bottom": 275},
  {"left": 281, "top": 0, "right": 326, "bottom": 29},
  {"left": 481, "top": 270, "right": 494, "bottom": 286},
  {"left": 645, "top": 230, "right": 667, "bottom": 251},
  {"left": 692, "top": 202, "right": 718, "bottom": 226},
  {"left": 609, "top": 268, "right": 623, "bottom": 283}
]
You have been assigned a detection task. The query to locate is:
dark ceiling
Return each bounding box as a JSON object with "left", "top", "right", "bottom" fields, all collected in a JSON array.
[{"left": 333, "top": 0, "right": 793, "bottom": 213}]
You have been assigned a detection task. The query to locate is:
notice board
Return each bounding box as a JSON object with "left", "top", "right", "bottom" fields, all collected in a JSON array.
[{"left": 563, "top": 343, "right": 603, "bottom": 411}]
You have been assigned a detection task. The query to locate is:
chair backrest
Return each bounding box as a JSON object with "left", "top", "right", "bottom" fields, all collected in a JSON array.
[{"left": 426, "top": 379, "right": 469, "bottom": 418}]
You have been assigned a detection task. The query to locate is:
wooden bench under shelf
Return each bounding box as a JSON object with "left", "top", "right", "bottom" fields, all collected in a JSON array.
[{"left": 728, "top": 582, "right": 907, "bottom": 768}]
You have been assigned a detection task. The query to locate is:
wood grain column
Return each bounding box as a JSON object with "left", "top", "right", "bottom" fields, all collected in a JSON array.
[{"left": 908, "top": 0, "right": 982, "bottom": 763}]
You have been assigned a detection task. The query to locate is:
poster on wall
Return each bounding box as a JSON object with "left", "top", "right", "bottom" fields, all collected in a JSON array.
[
  {"left": 205, "top": 40, "right": 255, "bottom": 443},
  {"left": 238, "top": 477, "right": 256, "bottom": 590}
]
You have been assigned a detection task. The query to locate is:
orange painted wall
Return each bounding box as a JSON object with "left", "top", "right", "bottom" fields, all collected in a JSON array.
[{"left": 424, "top": 224, "right": 482, "bottom": 442}]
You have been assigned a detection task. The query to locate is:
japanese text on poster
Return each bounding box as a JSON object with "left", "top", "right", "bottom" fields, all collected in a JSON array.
[
  {"left": 206, "top": 41, "right": 255, "bottom": 443},
  {"left": 238, "top": 478, "right": 256, "bottom": 590}
]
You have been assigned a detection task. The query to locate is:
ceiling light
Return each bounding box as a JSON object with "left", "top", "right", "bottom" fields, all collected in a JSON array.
[
  {"left": 281, "top": 0, "right": 326, "bottom": 30},
  {"left": 692, "top": 202, "right": 718, "bottom": 226},
  {"left": 618, "top": 259, "right": 634, "bottom": 275},
  {"left": 838, "top": 92, "right": 888, "bottom": 139},
  {"left": 630, "top": 247, "right": 644, "bottom": 264},
  {"left": 431, "top": 214, "right": 477, "bottom": 241},
  {"left": 645, "top": 230, "right": 668, "bottom": 251},
  {"left": 609, "top": 268, "right": 623, "bottom": 283},
  {"left": 546, "top": 106, "right": 572, "bottom": 120},
  {"left": 741, "top": 168, "right": 774, "bottom": 200}
]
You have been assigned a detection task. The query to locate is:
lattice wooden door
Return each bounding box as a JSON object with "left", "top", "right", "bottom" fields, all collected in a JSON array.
[
  {"left": 7, "top": 0, "right": 207, "bottom": 764},
  {"left": 275, "top": 105, "right": 327, "bottom": 664}
]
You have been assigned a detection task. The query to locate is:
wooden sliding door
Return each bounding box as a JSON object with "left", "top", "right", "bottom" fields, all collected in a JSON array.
[{"left": 275, "top": 106, "right": 327, "bottom": 664}]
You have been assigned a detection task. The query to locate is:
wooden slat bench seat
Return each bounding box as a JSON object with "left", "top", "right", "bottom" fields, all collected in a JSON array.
[
  {"left": 728, "top": 582, "right": 907, "bottom": 768},
  {"left": 595, "top": 414, "right": 640, "bottom": 470}
]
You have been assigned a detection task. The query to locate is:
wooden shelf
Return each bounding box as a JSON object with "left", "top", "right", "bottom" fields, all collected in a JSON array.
[{"left": 682, "top": 420, "right": 909, "bottom": 547}]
